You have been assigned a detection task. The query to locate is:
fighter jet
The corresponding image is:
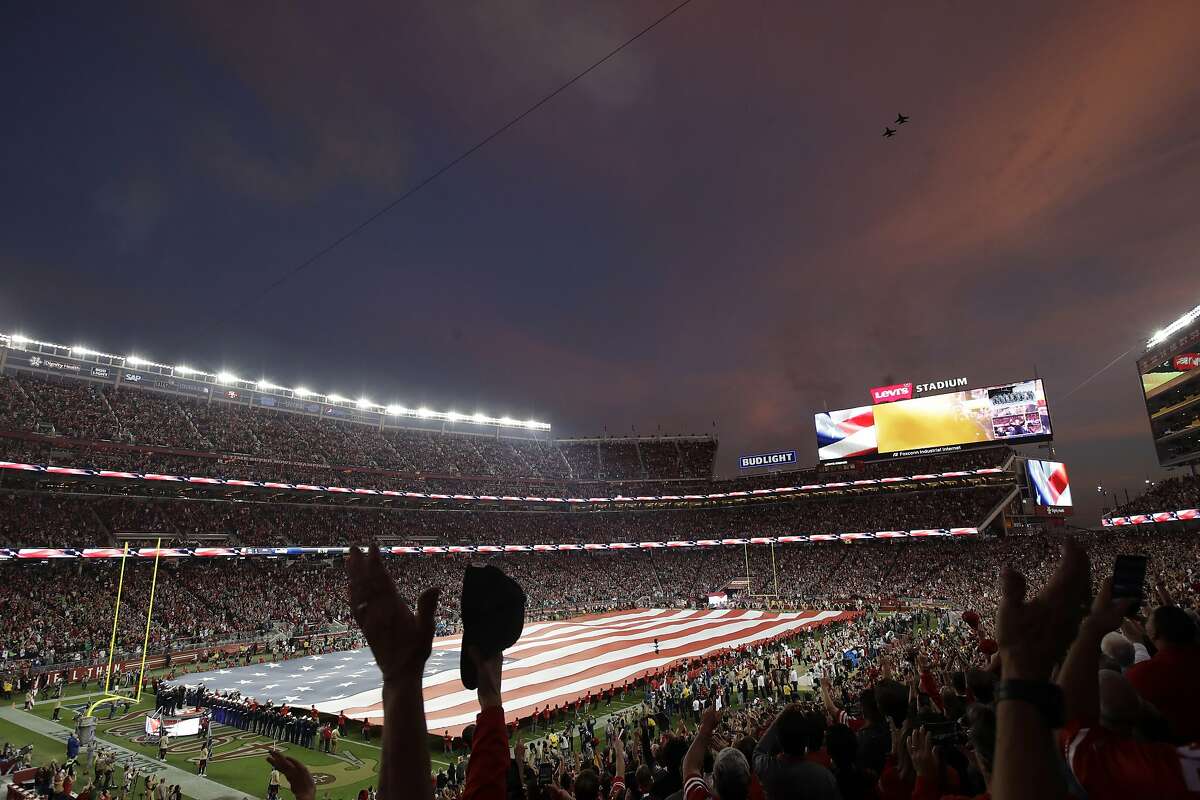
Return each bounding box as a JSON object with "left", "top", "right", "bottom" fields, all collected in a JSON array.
[
  {"left": 896, "top": 114, "right": 909, "bottom": 124},
  {"left": 883, "top": 127, "right": 896, "bottom": 138}
]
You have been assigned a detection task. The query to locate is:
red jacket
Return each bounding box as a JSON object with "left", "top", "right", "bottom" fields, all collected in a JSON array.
[
  {"left": 463, "top": 707, "right": 507, "bottom": 800},
  {"left": 1061, "top": 719, "right": 1200, "bottom": 800}
]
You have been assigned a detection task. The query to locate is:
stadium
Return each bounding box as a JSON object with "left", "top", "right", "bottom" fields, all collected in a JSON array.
[
  {"left": 3, "top": 308, "right": 1199, "bottom": 800},
  {"left": 5, "top": 6, "right": 1200, "bottom": 800}
]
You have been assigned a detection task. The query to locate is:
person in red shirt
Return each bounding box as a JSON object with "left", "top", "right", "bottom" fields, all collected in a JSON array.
[
  {"left": 1125, "top": 604, "right": 1200, "bottom": 742},
  {"left": 337, "top": 712, "right": 347, "bottom": 734},
  {"left": 443, "top": 731, "right": 452, "bottom": 754}
]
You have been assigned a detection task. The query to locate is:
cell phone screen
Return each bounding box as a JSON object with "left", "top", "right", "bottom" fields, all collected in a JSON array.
[{"left": 1112, "top": 554, "right": 1148, "bottom": 607}]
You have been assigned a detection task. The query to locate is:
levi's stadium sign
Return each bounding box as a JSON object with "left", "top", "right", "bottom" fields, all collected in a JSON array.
[
  {"left": 870, "top": 377, "right": 969, "bottom": 404},
  {"left": 738, "top": 450, "right": 798, "bottom": 470}
]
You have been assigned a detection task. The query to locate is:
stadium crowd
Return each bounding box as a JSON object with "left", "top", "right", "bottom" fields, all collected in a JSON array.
[
  {"left": 0, "top": 483, "right": 1007, "bottom": 548},
  {"left": 0, "top": 374, "right": 718, "bottom": 481},
  {"left": 3, "top": 528, "right": 1195, "bottom": 670},
  {"left": 0, "top": 373, "right": 1007, "bottom": 501},
  {"left": 320, "top": 533, "right": 1200, "bottom": 800},
  {"left": 1110, "top": 473, "right": 1200, "bottom": 515}
]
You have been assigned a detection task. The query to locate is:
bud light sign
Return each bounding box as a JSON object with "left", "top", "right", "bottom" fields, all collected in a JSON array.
[{"left": 738, "top": 450, "right": 798, "bottom": 470}]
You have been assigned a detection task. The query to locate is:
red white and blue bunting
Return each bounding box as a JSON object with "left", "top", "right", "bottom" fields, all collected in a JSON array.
[
  {"left": 1101, "top": 509, "right": 1199, "bottom": 527},
  {"left": 0, "top": 529, "right": 981, "bottom": 560},
  {"left": 0, "top": 459, "right": 1005, "bottom": 506}
]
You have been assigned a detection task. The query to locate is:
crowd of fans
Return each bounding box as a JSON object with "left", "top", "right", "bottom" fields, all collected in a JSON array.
[
  {"left": 3, "top": 528, "right": 1196, "bottom": 675},
  {"left": 0, "top": 484, "right": 1009, "bottom": 548},
  {"left": 335, "top": 532, "right": 1200, "bottom": 800},
  {"left": 1110, "top": 473, "right": 1200, "bottom": 515},
  {"left": 0, "top": 373, "right": 1011, "bottom": 500},
  {"left": 0, "top": 373, "right": 718, "bottom": 481}
]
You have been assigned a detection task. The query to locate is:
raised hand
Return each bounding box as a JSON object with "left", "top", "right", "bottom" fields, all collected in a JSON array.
[
  {"left": 908, "top": 727, "right": 938, "bottom": 777},
  {"left": 1082, "top": 577, "right": 1135, "bottom": 637},
  {"left": 266, "top": 750, "right": 315, "bottom": 800},
  {"left": 347, "top": 544, "right": 440, "bottom": 683},
  {"left": 996, "top": 537, "right": 1091, "bottom": 681}
]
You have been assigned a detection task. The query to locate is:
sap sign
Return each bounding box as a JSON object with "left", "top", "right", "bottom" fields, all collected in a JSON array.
[
  {"left": 870, "top": 383, "right": 913, "bottom": 404},
  {"left": 739, "top": 450, "right": 798, "bottom": 470}
]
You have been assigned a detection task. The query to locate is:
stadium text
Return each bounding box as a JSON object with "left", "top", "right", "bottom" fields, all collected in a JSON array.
[{"left": 915, "top": 377, "right": 969, "bottom": 394}]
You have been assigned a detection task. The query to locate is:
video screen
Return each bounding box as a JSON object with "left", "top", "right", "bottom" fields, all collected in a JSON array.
[
  {"left": 816, "top": 379, "right": 1052, "bottom": 461},
  {"left": 1140, "top": 352, "right": 1200, "bottom": 398},
  {"left": 1027, "top": 460, "right": 1072, "bottom": 507}
]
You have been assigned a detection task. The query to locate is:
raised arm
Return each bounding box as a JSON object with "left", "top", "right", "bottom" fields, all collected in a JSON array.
[
  {"left": 683, "top": 709, "right": 718, "bottom": 780},
  {"left": 1058, "top": 577, "right": 1132, "bottom": 728},
  {"left": 992, "top": 537, "right": 1090, "bottom": 800},
  {"left": 818, "top": 676, "right": 841, "bottom": 721},
  {"left": 348, "top": 545, "right": 439, "bottom": 800},
  {"left": 464, "top": 649, "right": 509, "bottom": 800}
]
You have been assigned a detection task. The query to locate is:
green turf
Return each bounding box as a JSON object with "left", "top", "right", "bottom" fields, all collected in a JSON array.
[{"left": 0, "top": 713, "right": 70, "bottom": 768}]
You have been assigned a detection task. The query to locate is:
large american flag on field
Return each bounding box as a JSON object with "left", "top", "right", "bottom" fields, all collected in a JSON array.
[{"left": 175, "top": 608, "right": 856, "bottom": 735}]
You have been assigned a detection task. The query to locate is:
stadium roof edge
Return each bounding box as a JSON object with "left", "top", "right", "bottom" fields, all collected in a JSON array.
[
  {"left": 0, "top": 331, "right": 550, "bottom": 431},
  {"left": 1147, "top": 301, "right": 1200, "bottom": 349}
]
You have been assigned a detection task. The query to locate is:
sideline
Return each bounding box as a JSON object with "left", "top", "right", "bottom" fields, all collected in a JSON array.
[{"left": 0, "top": 706, "right": 248, "bottom": 800}]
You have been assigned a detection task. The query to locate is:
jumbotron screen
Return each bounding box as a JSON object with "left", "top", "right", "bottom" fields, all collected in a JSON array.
[
  {"left": 1027, "top": 460, "right": 1072, "bottom": 507},
  {"left": 815, "top": 378, "right": 1052, "bottom": 461}
]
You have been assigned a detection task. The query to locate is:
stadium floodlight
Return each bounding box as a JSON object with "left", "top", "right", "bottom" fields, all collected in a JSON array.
[
  {"left": 2, "top": 329, "right": 552, "bottom": 430},
  {"left": 1147, "top": 302, "right": 1200, "bottom": 348}
]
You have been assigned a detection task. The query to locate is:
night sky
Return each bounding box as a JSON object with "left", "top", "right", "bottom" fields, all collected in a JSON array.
[{"left": 3, "top": 2, "right": 1200, "bottom": 522}]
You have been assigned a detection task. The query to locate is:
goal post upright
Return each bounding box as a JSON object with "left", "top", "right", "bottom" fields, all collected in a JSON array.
[
  {"left": 134, "top": 537, "right": 163, "bottom": 703},
  {"left": 86, "top": 538, "right": 163, "bottom": 717}
]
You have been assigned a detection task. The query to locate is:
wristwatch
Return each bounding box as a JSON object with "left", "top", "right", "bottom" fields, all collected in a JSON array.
[{"left": 995, "top": 680, "right": 1065, "bottom": 728}]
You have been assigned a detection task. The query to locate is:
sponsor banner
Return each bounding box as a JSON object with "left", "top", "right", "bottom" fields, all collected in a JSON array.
[
  {"left": 124, "top": 372, "right": 212, "bottom": 396},
  {"left": 258, "top": 395, "right": 322, "bottom": 414},
  {"left": 10, "top": 352, "right": 86, "bottom": 374},
  {"left": 90, "top": 366, "right": 116, "bottom": 380},
  {"left": 817, "top": 378, "right": 1052, "bottom": 461},
  {"left": 738, "top": 450, "right": 798, "bottom": 470},
  {"left": 870, "top": 383, "right": 913, "bottom": 404},
  {"left": 1173, "top": 353, "right": 1200, "bottom": 370}
]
